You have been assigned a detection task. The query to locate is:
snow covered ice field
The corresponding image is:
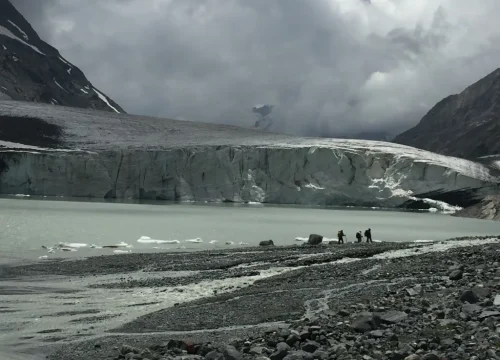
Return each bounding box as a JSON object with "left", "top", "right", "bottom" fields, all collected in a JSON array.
[{"left": 0, "top": 101, "right": 498, "bottom": 209}]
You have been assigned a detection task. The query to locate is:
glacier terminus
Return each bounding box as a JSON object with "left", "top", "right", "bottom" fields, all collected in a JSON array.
[{"left": 0, "top": 101, "right": 498, "bottom": 211}]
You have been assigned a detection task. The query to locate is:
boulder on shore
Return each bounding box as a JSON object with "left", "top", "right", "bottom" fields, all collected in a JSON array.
[
  {"left": 307, "top": 234, "right": 323, "bottom": 245},
  {"left": 259, "top": 240, "right": 275, "bottom": 247}
]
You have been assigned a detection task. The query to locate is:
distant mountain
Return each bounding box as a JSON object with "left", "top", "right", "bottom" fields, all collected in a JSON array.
[
  {"left": 394, "top": 68, "right": 500, "bottom": 160},
  {"left": 0, "top": 0, "right": 124, "bottom": 113}
]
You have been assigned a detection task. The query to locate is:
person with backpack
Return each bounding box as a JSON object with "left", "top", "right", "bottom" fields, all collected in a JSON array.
[
  {"left": 337, "top": 230, "right": 345, "bottom": 244},
  {"left": 364, "top": 228, "right": 372, "bottom": 243},
  {"left": 355, "top": 231, "right": 362, "bottom": 243}
]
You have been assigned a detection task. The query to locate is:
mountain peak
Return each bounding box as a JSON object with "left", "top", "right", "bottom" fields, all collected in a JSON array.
[
  {"left": 0, "top": 0, "right": 124, "bottom": 113},
  {"left": 394, "top": 68, "right": 500, "bottom": 160}
]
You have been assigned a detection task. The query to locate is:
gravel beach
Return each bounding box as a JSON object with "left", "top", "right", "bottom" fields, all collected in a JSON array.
[{"left": 1, "top": 236, "right": 500, "bottom": 360}]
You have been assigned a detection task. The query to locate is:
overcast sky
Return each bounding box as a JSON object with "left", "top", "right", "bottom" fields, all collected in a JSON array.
[{"left": 10, "top": 0, "right": 500, "bottom": 137}]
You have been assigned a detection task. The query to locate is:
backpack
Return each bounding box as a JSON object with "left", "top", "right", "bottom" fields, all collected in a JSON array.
[
  {"left": 364, "top": 230, "right": 369, "bottom": 237},
  {"left": 338, "top": 231, "right": 342, "bottom": 238}
]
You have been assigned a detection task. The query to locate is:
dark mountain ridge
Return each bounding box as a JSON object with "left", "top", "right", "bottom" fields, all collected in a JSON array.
[
  {"left": 394, "top": 68, "right": 500, "bottom": 160},
  {"left": 0, "top": 0, "right": 124, "bottom": 113}
]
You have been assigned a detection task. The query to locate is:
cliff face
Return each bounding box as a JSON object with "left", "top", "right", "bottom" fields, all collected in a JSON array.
[
  {"left": 394, "top": 69, "right": 500, "bottom": 160},
  {"left": 0, "top": 101, "right": 498, "bottom": 210},
  {"left": 0, "top": 0, "right": 124, "bottom": 113}
]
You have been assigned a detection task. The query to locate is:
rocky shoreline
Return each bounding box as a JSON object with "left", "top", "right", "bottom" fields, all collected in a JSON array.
[{"left": 1, "top": 237, "right": 500, "bottom": 360}]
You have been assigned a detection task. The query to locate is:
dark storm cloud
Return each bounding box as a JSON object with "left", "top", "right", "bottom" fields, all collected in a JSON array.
[{"left": 9, "top": 0, "right": 500, "bottom": 137}]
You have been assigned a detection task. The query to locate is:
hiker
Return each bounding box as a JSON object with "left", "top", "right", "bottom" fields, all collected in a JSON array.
[
  {"left": 337, "top": 230, "right": 345, "bottom": 244},
  {"left": 364, "top": 228, "right": 372, "bottom": 243},
  {"left": 355, "top": 231, "right": 362, "bottom": 243}
]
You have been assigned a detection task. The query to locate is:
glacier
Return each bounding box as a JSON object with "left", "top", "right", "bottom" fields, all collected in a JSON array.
[{"left": 0, "top": 101, "right": 498, "bottom": 209}]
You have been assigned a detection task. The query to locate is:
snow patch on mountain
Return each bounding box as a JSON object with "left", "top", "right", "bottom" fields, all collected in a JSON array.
[
  {"left": 53, "top": 78, "right": 68, "bottom": 93},
  {"left": 93, "top": 88, "right": 120, "bottom": 113},
  {"left": 0, "top": 25, "right": 44, "bottom": 55},
  {"left": 58, "top": 56, "right": 73, "bottom": 67},
  {"left": 7, "top": 20, "right": 28, "bottom": 40}
]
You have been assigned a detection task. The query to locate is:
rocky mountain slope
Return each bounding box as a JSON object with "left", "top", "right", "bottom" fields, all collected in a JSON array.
[
  {"left": 0, "top": 0, "right": 124, "bottom": 113},
  {"left": 0, "top": 101, "right": 498, "bottom": 209},
  {"left": 394, "top": 68, "right": 500, "bottom": 160},
  {"left": 453, "top": 195, "right": 500, "bottom": 221}
]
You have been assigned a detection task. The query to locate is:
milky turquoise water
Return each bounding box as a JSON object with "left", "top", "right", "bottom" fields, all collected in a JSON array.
[{"left": 0, "top": 197, "right": 499, "bottom": 262}]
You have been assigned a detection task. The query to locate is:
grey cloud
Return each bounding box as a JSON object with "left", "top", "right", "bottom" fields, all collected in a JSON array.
[{"left": 9, "top": 0, "right": 500, "bottom": 137}]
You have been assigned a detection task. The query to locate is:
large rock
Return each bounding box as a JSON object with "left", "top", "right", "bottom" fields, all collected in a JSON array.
[
  {"left": 283, "top": 352, "right": 313, "bottom": 360},
  {"left": 222, "top": 345, "right": 242, "bottom": 360},
  {"left": 420, "top": 355, "right": 440, "bottom": 360},
  {"left": 300, "top": 340, "right": 320, "bottom": 353},
  {"left": 460, "top": 289, "right": 480, "bottom": 303},
  {"left": 478, "top": 310, "right": 500, "bottom": 319},
  {"left": 269, "top": 342, "right": 290, "bottom": 360},
  {"left": 449, "top": 270, "right": 463, "bottom": 281},
  {"left": 307, "top": 234, "right": 323, "bottom": 245},
  {"left": 205, "top": 351, "right": 224, "bottom": 360},
  {"left": 462, "top": 303, "right": 482, "bottom": 315},
  {"left": 259, "top": 240, "right": 275, "bottom": 247},
  {"left": 380, "top": 310, "right": 408, "bottom": 324},
  {"left": 494, "top": 295, "right": 500, "bottom": 306},
  {"left": 352, "top": 313, "right": 381, "bottom": 332}
]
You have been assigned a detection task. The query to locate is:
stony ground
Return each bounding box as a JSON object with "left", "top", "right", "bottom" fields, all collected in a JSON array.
[{"left": 2, "top": 238, "right": 500, "bottom": 360}]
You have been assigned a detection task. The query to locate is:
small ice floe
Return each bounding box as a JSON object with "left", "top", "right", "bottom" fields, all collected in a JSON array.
[
  {"left": 113, "top": 250, "right": 131, "bottom": 254},
  {"left": 137, "top": 236, "right": 180, "bottom": 244},
  {"left": 90, "top": 244, "right": 102, "bottom": 249},
  {"left": 239, "top": 242, "right": 249, "bottom": 245},
  {"left": 185, "top": 238, "right": 203, "bottom": 244},
  {"left": 42, "top": 242, "right": 87, "bottom": 253},
  {"left": 102, "top": 241, "right": 132, "bottom": 249},
  {"left": 58, "top": 242, "right": 87, "bottom": 249},
  {"left": 372, "top": 239, "right": 382, "bottom": 243},
  {"left": 225, "top": 241, "right": 234, "bottom": 245},
  {"left": 413, "top": 240, "right": 434, "bottom": 244},
  {"left": 38, "top": 255, "right": 48, "bottom": 260},
  {"left": 209, "top": 240, "right": 218, "bottom": 244},
  {"left": 295, "top": 237, "right": 308, "bottom": 242}
]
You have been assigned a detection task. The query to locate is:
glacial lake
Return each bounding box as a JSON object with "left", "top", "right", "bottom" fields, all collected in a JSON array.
[{"left": 0, "top": 197, "right": 499, "bottom": 262}]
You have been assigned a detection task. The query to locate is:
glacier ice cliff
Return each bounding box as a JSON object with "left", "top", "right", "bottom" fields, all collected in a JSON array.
[{"left": 0, "top": 101, "right": 498, "bottom": 209}]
